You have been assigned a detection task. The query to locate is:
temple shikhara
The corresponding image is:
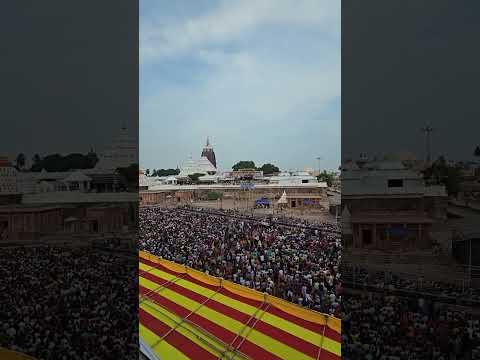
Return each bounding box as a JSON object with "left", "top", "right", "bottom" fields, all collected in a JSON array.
[
  {"left": 177, "top": 138, "right": 218, "bottom": 179},
  {"left": 95, "top": 122, "right": 138, "bottom": 171},
  {"left": 201, "top": 137, "right": 216, "bottom": 168}
]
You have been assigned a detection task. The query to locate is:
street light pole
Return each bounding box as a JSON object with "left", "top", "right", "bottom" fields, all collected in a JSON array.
[
  {"left": 316, "top": 157, "right": 322, "bottom": 176},
  {"left": 421, "top": 125, "right": 433, "bottom": 164}
]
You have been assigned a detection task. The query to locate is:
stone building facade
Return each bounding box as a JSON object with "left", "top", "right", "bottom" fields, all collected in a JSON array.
[
  {"left": 342, "top": 159, "right": 447, "bottom": 251},
  {"left": 140, "top": 184, "right": 327, "bottom": 207}
]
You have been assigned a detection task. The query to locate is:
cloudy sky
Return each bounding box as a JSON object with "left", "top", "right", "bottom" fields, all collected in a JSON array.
[
  {"left": 343, "top": 0, "right": 480, "bottom": 163},
  {"left": 0, "top": 1, "right": 137, "bottom": 163},
  {"left": 140, "top": 0, "right": 340, "bottom": 172}
]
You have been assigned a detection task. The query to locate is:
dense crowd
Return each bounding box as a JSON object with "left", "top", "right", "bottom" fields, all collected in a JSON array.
[
  {"left": 342, "top": 266, "right": 480, "bottom": 359},
  {"left": 139, "top": 206, "right": 343, "bottom": 315},
  {"left": 182, "top": 205, "right": 337, "bottom": 228},
  {"left": 343, "top": 292, "right": 480, "bottom": 360},
  {"left": 139, "top": 205, "right": 480, "bottom": 359},
  {"left": 0, "top": 246, "right": 138, "bottom": 360}
]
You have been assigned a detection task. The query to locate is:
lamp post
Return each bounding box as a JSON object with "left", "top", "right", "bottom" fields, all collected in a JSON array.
[
  {"left": 316, "top": 157, "right": 322, "bottom": 176},
  {"left": 421, "top": 125, "right": 433, "bottom": 164}
]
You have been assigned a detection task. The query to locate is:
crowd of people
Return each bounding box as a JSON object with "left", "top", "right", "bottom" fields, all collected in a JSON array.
[
  {"left": 139, "top": 206, "right": 343, "bottom": 316},
  {"left": 5, "top": 203, "right": 479, "bottom": 359},
  {"left": 343, "top": 291, "right": 480, "bottom": 360},
  {"left": 341, "top": 264, "right": 480, "bottom": 359},
  {"left": 140, "top": 205, "right": 480, "bottom": 359},
  {"left": 0, "top": 246, "right": 138, "bottom": 360},
  {"left": 183, "top": 205, "right": 338, "bottom": 228}
]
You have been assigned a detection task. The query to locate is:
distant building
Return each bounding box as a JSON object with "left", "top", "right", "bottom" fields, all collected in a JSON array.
[
  {"left": 0, "top": 205, "right": 63, "bottom": 241},
  {"left": 341, "top": 158, "right": 447, "bottom": 251},
  {"left": 140, "top": 182, "right": 327, "bottom": 206},
  {"left": 0, "top": 201, "right": 136, "bottom": 242},
  {"left": 17, "top": 169, "right": 126, "bottom": 194},
  {"left": 139, "top": 169, "right": 149, "bottom": 190},
  {"left": 268, "top": 171, "right": 319, "bottom": 185},
  {"left": 223, "top": 169, "right": 263, "bottom": 181},
  {"left": 0, "top": 157, "right": 18, "bottom": 194},
  {"left": 283, "top": 193, "right": 324, "bottom": 209}
]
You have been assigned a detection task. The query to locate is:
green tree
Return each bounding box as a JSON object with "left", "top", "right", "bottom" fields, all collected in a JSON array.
[
  {"left": 474, "top": 146, "right": 480, "bottom": 157},
  {"left": 257, "top": 163, "right": 280, "bottom": 175},
  {"left": 151, "top": 168, "right": 181, "bottom": 177},
  {"left": 423, "top": 156, "right": 462, "bottom": 196},
  {"left": 15, "top": 153, "right": 26, "bottom": 170},
  {"left": 32, "top": 153, "right": 41, "bottom": 164},
  {"left": 30, "top": 154, "right": 42, "bottom": 171},
  {"left": 145, "top": 169, "right": 150, "bottom": 176},
  {"left": 445, "top": 166, "right": 462, "bottom": 196},
  {"left": 116, "top": 164, "right": 139, "bottom": 190},
  {"left": 207, "top": 191, "right": 223, "bottom": 200},
  {"left": 188, "top": 173, "right": 204, "bottom": 183},
  {"left": 85, "top": 151, "right": 99, "bottom": 168},
  {"left": 30, "top": 152, "right": 97, "bottom": 172},
  {"left": 317, "top": 170, "right": 335, "bottom": 187},
  {"left": 232, "top": 161, "right": 256, "bottom": 171},
  {"left": 165, "top": 168, "right": 180, "bottom": 176}
]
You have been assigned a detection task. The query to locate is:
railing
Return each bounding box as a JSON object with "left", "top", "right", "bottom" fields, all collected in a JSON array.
[
  {"left": 343, "top": 282, "right": 480, "bottom": 307},
  {"left": 342, "top": 265, "right": 480, "bottom": 304},
  {"left": 173, "top": 206, "right": 341, "bottom": 233}
]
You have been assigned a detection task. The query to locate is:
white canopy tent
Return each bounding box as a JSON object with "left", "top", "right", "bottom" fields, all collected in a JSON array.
[{"left": 277, "top": 191, "right": 288, "bottom": 205}]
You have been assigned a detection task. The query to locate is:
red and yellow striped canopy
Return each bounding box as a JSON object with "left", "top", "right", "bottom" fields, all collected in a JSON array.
[{"left": 139, "top": 251, "right": 341, "bottom": 360}]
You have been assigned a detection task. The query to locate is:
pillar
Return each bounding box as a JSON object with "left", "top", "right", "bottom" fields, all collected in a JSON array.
[
  {"left": 418, "top": 223, "right": 422, "bottom": 250},
  {"left": 386, "top": 224, "right": 391, "bottom": 250},
  {"left": 358, "top": 224, "right": 363, "bottom": 248}
]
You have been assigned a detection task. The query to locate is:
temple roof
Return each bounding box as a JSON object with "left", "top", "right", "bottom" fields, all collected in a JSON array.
[
  {"left": 178, "top": 156, "right": 217, "bottom": 177},
  {"left": 63, "top": 171, "right": 92, "bottom": 182}
]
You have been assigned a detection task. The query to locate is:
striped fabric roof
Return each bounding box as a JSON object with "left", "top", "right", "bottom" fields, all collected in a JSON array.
[{"left": 139, "top": 251, "right": 341, "bottom": 360}]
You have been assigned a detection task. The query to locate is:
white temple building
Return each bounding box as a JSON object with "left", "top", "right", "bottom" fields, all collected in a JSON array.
[
  {"left": 177, "top": 155, "right": 217, "bottom": 178},
  {"left": 175, "top": 138, "right": 219, "bottom": 179},
  {"left": 268, "top": 171, "right": 319, "bottom": 185},
  {"left": 95, "top": 122, "right": 138, "bottom": 171}
]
